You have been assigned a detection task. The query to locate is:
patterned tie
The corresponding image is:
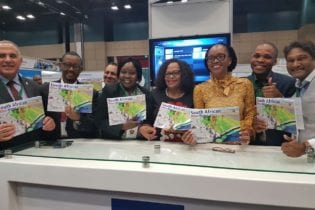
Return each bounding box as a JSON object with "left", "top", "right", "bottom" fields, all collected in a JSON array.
[{"left": 7, "top": 80, "right": 22, "bottom": 100}]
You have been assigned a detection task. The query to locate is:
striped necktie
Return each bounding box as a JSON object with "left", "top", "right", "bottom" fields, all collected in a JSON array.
[{"left": 7, "top": 80, "right": 22, "bottom": 100}]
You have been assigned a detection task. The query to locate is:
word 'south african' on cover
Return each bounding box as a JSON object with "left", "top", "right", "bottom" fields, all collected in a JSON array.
[
  {"left": 107, "top": 94, "right": 146, "bottom": 126},
  {"left": 0, "top": 96, "right": 45, "bottom": 137},
  {"left": 191, "top": 106, "right": 241, "bottom": 143},
  {"left": 256, "top": 97, "right": 297, "bottom": 134},
  {"left": 47, "top": 82, "right": 93, "bottom": 113},
  {"left": 154, "top": 102, "right": 191, "bottom": 131}
]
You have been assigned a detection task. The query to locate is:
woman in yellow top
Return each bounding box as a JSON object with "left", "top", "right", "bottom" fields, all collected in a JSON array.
[{"left": 182, "top": 43, "right": 255, "bottom": 144}]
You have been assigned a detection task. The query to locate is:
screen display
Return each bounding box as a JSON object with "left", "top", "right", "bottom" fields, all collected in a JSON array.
[{"left": 149, "top": 33, "right": 231, "bottom": 84}]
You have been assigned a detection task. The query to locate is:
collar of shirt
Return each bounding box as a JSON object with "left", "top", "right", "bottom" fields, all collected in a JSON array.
[
  {"left": 295, "top": 69, "right": 315, "bottom": 89},
  {"left": 60, "top": 78, "right": 78, "bottom": 84},
  {"left": 0, "top": 74, "right": 21, "bottom": 86}
]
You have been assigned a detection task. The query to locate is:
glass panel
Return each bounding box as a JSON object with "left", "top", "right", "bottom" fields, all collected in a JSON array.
[{"left": 8, "top": 139, "right": 315, "bottom": 174}]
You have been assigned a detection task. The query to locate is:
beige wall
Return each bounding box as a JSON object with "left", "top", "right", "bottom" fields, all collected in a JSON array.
[{"left": 19, "top": 25, "right": 314, "bottom": 71}]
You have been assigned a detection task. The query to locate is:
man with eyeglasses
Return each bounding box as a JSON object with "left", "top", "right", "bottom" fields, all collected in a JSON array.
[
  {"left": 43, "top": 51, "right": 98, "bottom": 139},
  {"left": 0, "top": 40, "right": 56, "bottom": 150},
  {"left": 248, "top": 42, "right": 296, "bottom": 146}
]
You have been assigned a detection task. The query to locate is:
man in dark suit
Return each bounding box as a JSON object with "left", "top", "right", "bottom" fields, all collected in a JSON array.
[
  {"left": 247, "top": 42, "right": 296, "bottom": 146},
  {"left": 0, "top": 40, "right": 56, "bottom": 150},
  {"left": 43, "top": 51, "right": 98, "bottom": 139}
]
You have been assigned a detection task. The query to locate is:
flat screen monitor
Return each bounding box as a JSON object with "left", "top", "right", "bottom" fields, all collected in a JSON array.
[{"left": 149, "top": 33, "right": 231, "bottom": 85}]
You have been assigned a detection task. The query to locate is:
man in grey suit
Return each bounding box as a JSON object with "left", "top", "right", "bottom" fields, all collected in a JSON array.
[
  {"left": 281, "top": 41, "right": 315, "bottom": 157},
  {"left": 0, "top": 40, "right": 56, "bottom": 150}
]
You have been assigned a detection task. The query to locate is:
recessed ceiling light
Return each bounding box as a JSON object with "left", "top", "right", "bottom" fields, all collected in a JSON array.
[
  {"left": 166, "top": 1, "right": 174, "bottom": 4},
  {"left": 60, "top": 12, "right": 66, "bottom": 16},
  {"left": 111, "top": 5, "right": 119, "bottom": 10},
  {"left": 26, "top": 14, "right": 35, "bottom": 19},
  {"left": 16, "top": 15, "right": 26, "bottom": 21},
  {"left": 2, "top": 5, "right": 12, "bottom": 10},
  {"left": 124, "top": 4, "right": 132, "bottom": 9},
  {"left": 37, "top": 1, "right": 45, "bottom": 6},
  {"left": 56, "top": 0, "right": 63, "bottom": 3},
  {"left": 181, "top": 0, "right": 188, "bottom": 2}
]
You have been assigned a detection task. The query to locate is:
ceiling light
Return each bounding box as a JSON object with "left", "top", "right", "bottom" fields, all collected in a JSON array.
[
  {"left": 166, "top": 1, "right": 174, "bottom": 4},
  {"left": 56, "top": 0, "right": 63, "bottom": 3},
  {"left": 2, "top": 5, "right": 12, "bottom": 10},
  {"left": 26, "top": 14, "right": 35, "bottom": 19},
  {"left": 111, "top": 5, "right": 119, "bottom": 10},
  {"left": 37, "top": 1, "right": 45, "bottom": 6},
  {"left": 60, "top": 12, "right": 66, "bottom": 16},
  {"left": 16, "top": 15, "right": 26, "bottom": 21},
  {"left": 124, "top": 4, "right": 132, "bottom": 9},
  {"left": 181, "top": 0, "right": 188, "bottom": 2}
]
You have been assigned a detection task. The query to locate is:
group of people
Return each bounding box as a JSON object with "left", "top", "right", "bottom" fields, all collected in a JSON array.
[{"left": 0, "top": 39, "right": 314, "bottom": 159}]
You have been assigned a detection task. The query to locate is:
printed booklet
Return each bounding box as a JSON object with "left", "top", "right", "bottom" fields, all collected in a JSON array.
[
  {"left": 107, "top": 94, "right": 146, "bottom": 126},
  {"left": 191, "top": 106, "right": 241, "bottom": 143},
  {"left": 256, "top": 97, "right": 297, "bottom": 134},
  {"left": 47, "top": 82, "right": 93, "bottom": 113},
  {"left": 0, "top": 96, "right": 45, "bottom": 136},
  {"left": 154, "top": 102, "right": 191, "bottom": 131}
]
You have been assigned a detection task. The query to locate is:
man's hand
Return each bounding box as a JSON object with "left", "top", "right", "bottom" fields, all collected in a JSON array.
[
  {"left": 122, "top": 120, "right": 138, "bottom": 131},
  {"left": 65, "top": 105, "right": 80, "bottom": 121},
  {"left": 262, "top": 77, "right": 283, "bottom": 98},
  {"left": 254, "top": 116, "right": 268, "bottom": 133},
  {"left": 42, "top": 116, "right": 56, "bottom": 131},
  {"left": 281, "top": 135, "right": 306, "bottom": 157},
  {"left": 181, "top": 130, "right": 196, "bottom": 145},
  {"left": 0, "top": 123, "right": 16, "bottom": 142}
]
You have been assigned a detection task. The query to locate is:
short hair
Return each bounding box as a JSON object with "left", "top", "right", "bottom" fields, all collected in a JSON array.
[
  {"left": 155, "top": 58, "right": 195, "bottom": 94},
  {"left": 106, "top": 62, "right": 118, "bottom": 68},
  {"left": 60, "top": 51, "right": 82, "bottom": 65},
  {"left": 283, "top": 40, "right": 315, "bottom": 59},
  {"left": 0, "top": 40, "right": 21, "bottom": 57},
  {"left": 118, "top": 57, "right": 142, "bottom": 82},
  {"left": 254, "top": 42, "right": 278, "bottom": 59},
  {"left": 204, "top": 43, "right": 237, "bottom": 72}
]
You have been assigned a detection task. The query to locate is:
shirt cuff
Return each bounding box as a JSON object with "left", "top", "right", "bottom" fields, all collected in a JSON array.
[{"left": 307, "top": 138, "right": 315, "bottom": 148}]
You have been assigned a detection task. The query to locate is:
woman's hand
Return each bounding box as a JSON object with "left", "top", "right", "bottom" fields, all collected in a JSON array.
[
  {"left": 139, "top": 125, "right": 157, "bottom": 140},
  {"left": 240, "top": 129, "right": 251, "bottom": 145},
  {"left": 181, "top": 130, "right": 196, "bottom": 145}
]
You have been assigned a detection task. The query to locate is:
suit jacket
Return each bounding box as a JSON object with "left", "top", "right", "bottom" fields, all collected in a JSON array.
[
  {"left": 96, "top": 83, "right": 154, "bottom": 139},
  {"left": 0, "top": 76, "right": 56, "bottom": 150},
  {"left": 42, "top": 80, "right": 99, "bottom": 139}
]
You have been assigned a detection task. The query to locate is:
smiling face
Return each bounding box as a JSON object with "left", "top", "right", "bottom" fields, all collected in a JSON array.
[
  {"left": 286, "top": 48, "right": 315, "bottom": 81},
  {"left": 119, "top": 62, "right": 138, "bottom": 91},
  {"left": 60, "top": 54, "right": 82, "bottom": 84},
  {"left": 250, "top": 44, "right": 277, "bottom": 75},
  {"left": 164, "top": 62, "right": 181, "bottom": 90},
  {"left": 0, "top": 42, "right": 22, "bottom": 80},
  {"left": 206, "top": 45, "right": 231, "bottom": 79},
  {"left": 104, "top": 64, "right": 118, "bottom": 85}
]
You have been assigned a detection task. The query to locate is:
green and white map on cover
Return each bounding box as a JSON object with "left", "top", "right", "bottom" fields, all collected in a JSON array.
[
  {"left": 256, "top": 97, "right": 297, "bottom": 134},
  {"left": 191, "top": 106, "right": 240, "bottom": 143},
  {"left": 107, "top": 94, "right": 146, "bottom": 126},
  {"left": 154, "top": 102, "right": 191, "bottom": 131},
  {"left": 0, "top": 96, "right": 45, "bottom": 136},
  {"left": 47, "top": 82, "right": 93, "bottom": 113}
]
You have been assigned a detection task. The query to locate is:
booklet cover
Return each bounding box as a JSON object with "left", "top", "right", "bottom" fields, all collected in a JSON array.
[
  {"left": 47, "top": 82, "right": 93, "bottom": 113},
  {"left": 107, "top": 94, "right": 146, "bottom": 126},
  {"left": 154, "top": 102, "right": 191, "bottom": 131},
  {"left": 79, "top": 77, "right": 103, "bottom": 92},
  {"left": 191, "top": 106, "right": 241, "bottom": 143},
  {"left": 0, "top": 96, "right": 45, "bottom": 137},
  {"left": 256, "top": 97, "right": 297, "bottom": 134}
]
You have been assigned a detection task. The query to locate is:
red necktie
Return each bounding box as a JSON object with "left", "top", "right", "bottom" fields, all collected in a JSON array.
[{"left": 7, "top": 81, "right": 22, "bottom": 100}]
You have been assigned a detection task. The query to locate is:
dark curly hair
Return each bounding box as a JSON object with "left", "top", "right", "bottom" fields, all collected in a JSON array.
[
  {"left": 118, "top": 57, "right": 142, "bottom": 82},
  {"left": 155, "top": 59, "right": 195, "bottom": 94},
  {"left": 204, "top": 43, "right": 237, "bottom": 72},
  {"left": 283, "top": 41, "right": 315, "bottom": 59}
]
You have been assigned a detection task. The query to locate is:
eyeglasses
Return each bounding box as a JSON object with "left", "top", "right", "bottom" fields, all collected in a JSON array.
[
  {"left": 165, "top": 70, "right": 181, "bottom": 78},
  {"left": 206, "top": 54, "right": 226, "bottom": 63},
  {"left": 212, "top": 146, "right": 235, "bottom": 153},
  {"left": 61, "top": 62, "right": 81, "bottom": 71}
]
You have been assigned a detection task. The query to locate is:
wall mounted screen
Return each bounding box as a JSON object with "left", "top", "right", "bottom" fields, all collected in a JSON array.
[{"left": 149, "top": 33, "right": 231, "bottom": 84}]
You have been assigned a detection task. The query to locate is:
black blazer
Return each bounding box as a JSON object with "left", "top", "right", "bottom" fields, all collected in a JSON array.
[
  {"left": 42, "top": 80, "right": 99, "bottom": 139},
  {"left": 96, "top": 83, "right": 154, "bottom": 139},
  {"left": 0, "top": 76, "right": 56, "bottom": 150}
]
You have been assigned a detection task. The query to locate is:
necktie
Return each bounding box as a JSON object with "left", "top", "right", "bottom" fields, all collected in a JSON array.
[{"left": 7, "top": 80, "right": 22, "bottom": 100}]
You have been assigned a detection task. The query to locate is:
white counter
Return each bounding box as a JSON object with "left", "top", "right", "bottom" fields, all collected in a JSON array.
[{"left": 0, "top": 139, "right": 314, "bottom": 210}]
